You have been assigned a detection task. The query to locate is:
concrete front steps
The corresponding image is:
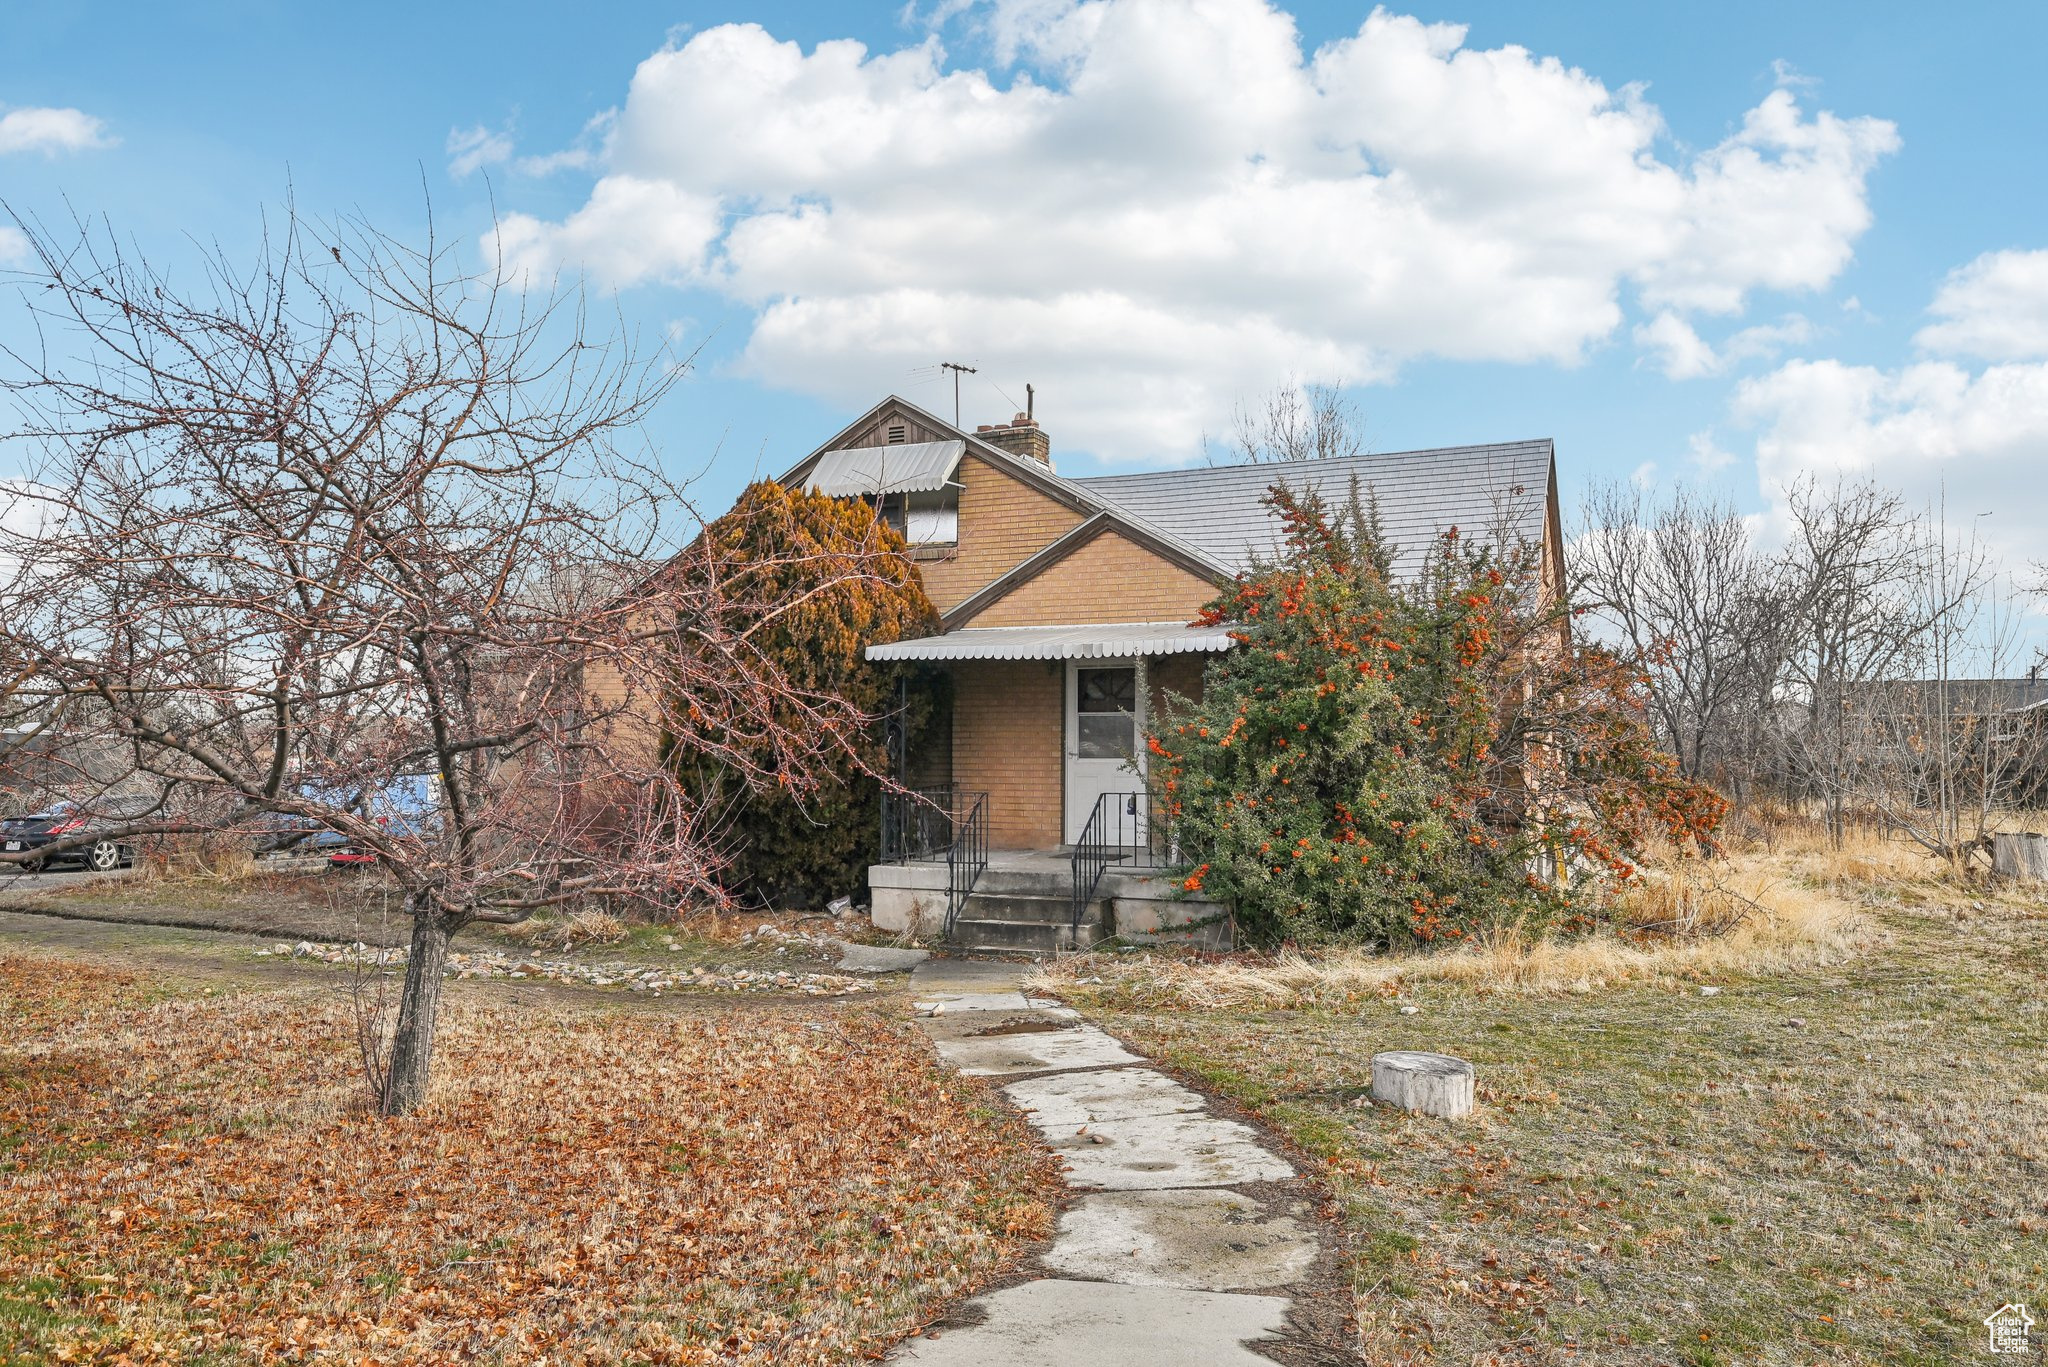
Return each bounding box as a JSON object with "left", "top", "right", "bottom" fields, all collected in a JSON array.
[
  {"left": 869, "top": 850, "right": 1233, "bottom": 953},
  {"left": 945, "top": 890, "right": 1107, "bottom": 955}
]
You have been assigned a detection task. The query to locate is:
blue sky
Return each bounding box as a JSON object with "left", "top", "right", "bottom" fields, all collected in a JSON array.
[{"left": 4, "top": 1, "right": 2046, "bottom": 574}]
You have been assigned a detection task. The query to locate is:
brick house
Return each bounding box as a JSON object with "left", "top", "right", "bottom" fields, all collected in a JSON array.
[{"left": 776, "top": 395, "right": 1563, "bottom": 951}]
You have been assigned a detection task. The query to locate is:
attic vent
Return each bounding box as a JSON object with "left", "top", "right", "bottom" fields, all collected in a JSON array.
[{"left": 886, "top": 423, "right": 907, "bottom": 444}]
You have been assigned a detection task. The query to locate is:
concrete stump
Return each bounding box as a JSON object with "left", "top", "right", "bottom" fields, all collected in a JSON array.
[
  {"left": 1371, "top": 1051, "right": 1475, "bottom": 1119},
  {"left": 1993, "top": 833, "right": 2048, "bottom": 882}
]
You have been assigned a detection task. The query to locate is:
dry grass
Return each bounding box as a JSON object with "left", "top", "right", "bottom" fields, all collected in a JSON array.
[
  {"left": 495, "top": 907, "right": 631, "bottom": 950},
  {"left": 0, "top": 952, "right": 1060, "bottom": 1365},
  {"left": 1749, "top": 819, "right": 1936, "bottom": 886},
  {"left": 1033, "top": 856, "right": 1875, "bottom": 1008},
  {"left": 1037, "top": 831, "right": 2048, "bottom": 1363}
]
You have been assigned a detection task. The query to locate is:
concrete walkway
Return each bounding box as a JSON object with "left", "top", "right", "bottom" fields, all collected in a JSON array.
[{"left": 892, "top": 959, "right": 1321, "bottom": 1366}]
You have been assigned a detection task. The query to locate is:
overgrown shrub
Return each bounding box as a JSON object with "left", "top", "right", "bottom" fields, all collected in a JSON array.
[
  {"left": 667, "top": 481, "right": 939, "bottom": 909},
  {"left": 1150, "top": 484, "right": 1724, "bottom": 948}
]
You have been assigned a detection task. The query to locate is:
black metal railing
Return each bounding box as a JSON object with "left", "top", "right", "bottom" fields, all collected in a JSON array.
[
  {"left": 881, "top": 784, "right": 964, "bottom": 863},
  {"left": 944, "top": 793, "right": 988, "bottom": 938},
  {"left": 879, "top": 784, "right": 989, "bottom": 937},
  {"left": 1069, "top": 791, "right": 1170, "bottom": 934}
]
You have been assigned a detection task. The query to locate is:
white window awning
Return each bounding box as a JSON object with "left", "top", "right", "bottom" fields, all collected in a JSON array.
[
  {"left": 867, "top": 621, "right": 1235, "bottom": 662},
  {"left": 808, "top": 440, "right": 964, "bottom": 497}
]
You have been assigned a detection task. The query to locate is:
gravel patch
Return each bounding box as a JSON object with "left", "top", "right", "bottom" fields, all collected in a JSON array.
[{"left": 256, "top": 939, "right": 881, "bottom": 997}]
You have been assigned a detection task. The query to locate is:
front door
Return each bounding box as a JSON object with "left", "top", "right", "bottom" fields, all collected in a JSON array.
[{"left": 1064, "top": 659, "right": 1144, "bottom": 845}]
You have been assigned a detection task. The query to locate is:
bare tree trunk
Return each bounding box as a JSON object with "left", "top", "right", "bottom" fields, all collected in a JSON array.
[{"left": 381, "top": 899, "right": 452, "bottom": 1117}]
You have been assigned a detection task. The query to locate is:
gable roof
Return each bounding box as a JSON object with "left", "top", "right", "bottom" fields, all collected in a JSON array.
[
  {"left": 779, "top": 394, "right": 1233, "bottom": 576},
  {"left": 782, "top": 395, "right": 1113, "bottom": 522},
  {"left": 1073, "top": 439, "right": 1555, "bottom": 576},
  {"left": 780, "top": 398, "right": 1556, "bottom": 586}
]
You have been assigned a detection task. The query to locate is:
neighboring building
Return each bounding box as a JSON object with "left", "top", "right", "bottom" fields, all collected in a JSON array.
[
  {"left": 776, "top": 395, "right": 1563, "bottom": 949},
  {"left": 1834, "top": 674, "right": 2048, "bottom": 810}
]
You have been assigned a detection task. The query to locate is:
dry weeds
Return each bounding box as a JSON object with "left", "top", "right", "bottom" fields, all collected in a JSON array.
[
  {"left": 0, "top": 953, "right": 1059, "bottom": 1364},
  {"left": 495, "top": 908, "right": 632, "bottom": 951},
  {"left": 1033, "top": 855, "right": 1875, "bottom": 1008}
]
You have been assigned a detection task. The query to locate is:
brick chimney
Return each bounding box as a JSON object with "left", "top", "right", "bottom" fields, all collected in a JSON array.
[{"left": 976, "top": 412, "right": 1051, "bottom": 467}]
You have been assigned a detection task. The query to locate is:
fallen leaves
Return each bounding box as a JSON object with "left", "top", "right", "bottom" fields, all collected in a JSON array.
[{"left": 0, "top": 952, "right": 1060, "bottom": 1363}]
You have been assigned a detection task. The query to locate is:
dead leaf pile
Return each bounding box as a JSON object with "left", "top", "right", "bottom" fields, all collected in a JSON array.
[{"left": 0, "top": 953, "right": 1060, "bottom": 1364}]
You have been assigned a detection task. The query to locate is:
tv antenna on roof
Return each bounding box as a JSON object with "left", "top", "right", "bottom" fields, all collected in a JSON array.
[{"left": 940, "top": 361, "right": 977, "bottom": 426}]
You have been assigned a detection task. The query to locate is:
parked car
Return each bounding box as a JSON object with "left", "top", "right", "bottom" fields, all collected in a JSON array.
[
  {"left": 251, "top": 775, "right": 442, "bottom": 868},
  {"left": 0, "top": 799, "right": 144, "bottom": 873}
]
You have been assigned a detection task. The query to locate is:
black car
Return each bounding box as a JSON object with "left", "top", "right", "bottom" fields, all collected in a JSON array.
[{"left": 0, "top": 801, "right": 140, "bottom": 873}]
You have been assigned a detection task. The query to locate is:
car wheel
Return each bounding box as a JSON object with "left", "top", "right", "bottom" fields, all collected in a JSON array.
[
  {"left": 20, "top": 856, "right": 45, "bottom": 873},
  {"left": 88, "top": 840, "right": 121, "bottom": 872}
]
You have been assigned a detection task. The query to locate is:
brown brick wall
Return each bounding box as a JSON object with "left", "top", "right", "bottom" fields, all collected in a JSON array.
[
  {"left": 964, "top": 529, "right": 1219, "bottom": 628},
  {"left": 948, "top": 651, "right": 1219, "bottom": 852},
  {"left": 919, "top": 454, "right": 1086, "bottom": 614},
  {"left": 1147, "top": 652, "right": 1208, "bottom": 720},
  {"left": 951, "top": 659, "right": 1064, "bottom": 850},
  {"left": 580, "top": 617, "right": 667, "bottom": 763}
]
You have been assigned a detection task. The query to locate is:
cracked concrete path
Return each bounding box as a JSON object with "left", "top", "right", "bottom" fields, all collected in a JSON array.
[{"left": 893, "top": 959, "right": 1323, "bottom": 1365}]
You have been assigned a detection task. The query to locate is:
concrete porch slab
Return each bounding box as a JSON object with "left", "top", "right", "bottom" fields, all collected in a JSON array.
[
  {"left": 1044, "top": 1109, "right": 1297, "bottom": 1190},
  {"left": 1042, "top": 1190, "right": 1319, "bottom": 1292},
  {"left": 886, "top": 1278, "right": 1290, "bottom": 1366},
  {"left": 1004, "top": 1065, "right": 1208, "bottom": 1127}
]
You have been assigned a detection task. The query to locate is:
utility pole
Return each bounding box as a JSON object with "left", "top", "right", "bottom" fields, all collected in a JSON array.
[{"left": 940, "top": 361, "right": 977, "bottom": 426}]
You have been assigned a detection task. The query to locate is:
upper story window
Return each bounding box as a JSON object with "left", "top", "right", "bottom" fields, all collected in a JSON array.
[
  {"left": 808, "top": 437, "right": 963, "bottom": 548},
  {"left": 880, "top": 488, "right": 958, "bottom": 546}
]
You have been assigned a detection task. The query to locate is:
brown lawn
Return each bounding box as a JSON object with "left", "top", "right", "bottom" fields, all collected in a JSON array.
[
  {"left": 1037, "top": 840, "right": 2048, "bottom": 1364},
  {"left": 0, "top": 953, "right": 1059, "bottom": 1364}
]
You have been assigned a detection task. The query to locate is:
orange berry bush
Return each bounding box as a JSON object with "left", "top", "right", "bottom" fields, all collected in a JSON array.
[{"left": 1150, "top": 483, "right": 1725, "bottom": 947}]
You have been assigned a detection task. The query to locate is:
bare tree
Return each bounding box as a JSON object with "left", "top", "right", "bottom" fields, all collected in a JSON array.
[
  {"left": 1205, "top": 380, "right": 1367, "bottom": 465},
  {"left": 0, "top": 206, "right": 896, "bottom": 1114},
  {"left": 1773, "top": 480, "right": 1980, "bottom": 846},
  {"left": 1841, "top": 508, "right": 2044, "bottom": 865},
  {"left": 1574, "top": 481, "right": 1785, "bottom": 792}
]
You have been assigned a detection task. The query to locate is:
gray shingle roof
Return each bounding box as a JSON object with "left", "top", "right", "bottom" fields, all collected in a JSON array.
[{"left": 1072, "top": 440, "right": 1554, "bottom": 575}]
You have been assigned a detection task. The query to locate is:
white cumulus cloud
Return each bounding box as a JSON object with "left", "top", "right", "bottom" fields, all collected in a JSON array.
[
  {"left": 1734, "top": 356, "right": 2048, "bottom": 572},
  {"left": 0, "top": 105, "right": 114, "bottom": 156},
  {"left": 492, "top": 1, "right": 1896, "bottom": 460},
  {"left": 1914, "top": 248, "right": 2048, "bottom": 361},
  {"left": 1635, "top": 310, "right": 1814, "bottom": 379},
  {"left": 495, "top": 176, "right": 724, "bottom": 290},
  {"left": 0, "top": 225, "right": 28, "bottom": 266}
]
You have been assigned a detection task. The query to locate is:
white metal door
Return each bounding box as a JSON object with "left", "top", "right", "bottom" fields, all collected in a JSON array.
[{"left": 1064, "top": 659, "right": 1144, "bottom": 845}]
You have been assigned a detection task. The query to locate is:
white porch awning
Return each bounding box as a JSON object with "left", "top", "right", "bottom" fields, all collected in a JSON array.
[
  {"left": 866, "top": 621, "right": 1234, "bottom": 662},
  {"left": 807, "top": 440, "right": 964, "bottom": 497}
]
